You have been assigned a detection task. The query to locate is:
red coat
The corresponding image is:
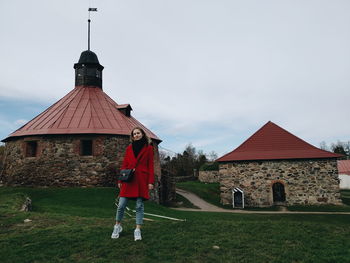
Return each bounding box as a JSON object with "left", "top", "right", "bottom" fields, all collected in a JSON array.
[{"left": 118, "top": 144, "right": 154, "bottom": 200}]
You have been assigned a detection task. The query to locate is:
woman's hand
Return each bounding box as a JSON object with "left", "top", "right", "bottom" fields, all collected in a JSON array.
[
  {"left": 118, "top": 183, "right": 122, "bottom": 188},
  {"left": 148, "top": 184, "right": 154, "bottom": 190}
]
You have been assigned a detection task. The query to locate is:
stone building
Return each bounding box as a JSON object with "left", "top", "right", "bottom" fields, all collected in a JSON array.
[
  {"left": 0, "top": 49, "right": 162, "bottom": 201},
  {"left": 217, "top": 121, "right": 343, "bottom": 207},
  {"left": 338, "top": 160, "right": 350, "bottom": 189}
]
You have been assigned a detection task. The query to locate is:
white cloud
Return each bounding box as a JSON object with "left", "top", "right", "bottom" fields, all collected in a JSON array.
[{"left": 1, "top": 0, "right": 350, "bottom": 154}]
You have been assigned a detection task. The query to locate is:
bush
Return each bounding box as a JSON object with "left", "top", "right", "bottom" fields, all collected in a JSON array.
[{"left": 199, "top": 162, "right": 219, "bottom": 171}]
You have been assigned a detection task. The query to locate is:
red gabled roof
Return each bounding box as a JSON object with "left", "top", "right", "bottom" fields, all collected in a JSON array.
[
  {"left": 338, "top": 160, "right": 350, "bottom": 175},
  {"left": 217, "top": 121, "right": 342, "bottom": 162},
  {"left": 3, "top": 86, "right": 160, "bottom": 141}
]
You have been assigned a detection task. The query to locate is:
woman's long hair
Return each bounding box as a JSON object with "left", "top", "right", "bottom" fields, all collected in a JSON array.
[{"left": 130, "top": 127, "right": 151, "bottom": 144}]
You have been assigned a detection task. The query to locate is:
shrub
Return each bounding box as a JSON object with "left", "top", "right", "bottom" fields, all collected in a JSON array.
[{"left": 199, "top": 162, "right": 219, "bottom": 171}]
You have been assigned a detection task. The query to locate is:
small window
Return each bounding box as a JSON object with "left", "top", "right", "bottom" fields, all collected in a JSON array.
[
  {"left": 26, "top": 141, "right": 37, "bottom": 157},
  {"left": 81, "top": 140, "right": 93, "bottom": 156},
  {"left": 96, "top": 70, "right": 101, "bottom": 78},
  {"left": 77, "top": 68, "right": 84, "bottom": 77}
]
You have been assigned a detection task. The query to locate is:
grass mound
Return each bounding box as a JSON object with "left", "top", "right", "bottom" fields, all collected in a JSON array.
[{"left": 0, "top": 191, "right": 28, "bottom": 212}]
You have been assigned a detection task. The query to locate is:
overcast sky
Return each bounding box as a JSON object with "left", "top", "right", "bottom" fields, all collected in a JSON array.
[{"left": 1, "top": 0, "right": 350, "bottom": 156}]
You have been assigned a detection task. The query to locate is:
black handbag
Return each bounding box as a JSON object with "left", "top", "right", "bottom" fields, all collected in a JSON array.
[
  {"left": 118, "top": 148, "right": 144, "bottom": 182},
  {"left": 118, "top": 169, "right": 135, "bottom": 182}
]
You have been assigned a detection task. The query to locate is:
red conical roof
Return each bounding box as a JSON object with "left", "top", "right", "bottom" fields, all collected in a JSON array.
[
  {"left": 217, "top": 121, "right": 341, "bottom": 162},
  {"left": 3, "top": 86, "right": 160, "bottom": 141}
]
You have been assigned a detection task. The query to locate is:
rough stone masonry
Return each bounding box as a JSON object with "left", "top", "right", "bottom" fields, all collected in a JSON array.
[
  {"left": 219, "top": 159, "right": 342, "bottom": 207},
  {"left": 1, "top": 134, "right": 161, "bottom": 202}
]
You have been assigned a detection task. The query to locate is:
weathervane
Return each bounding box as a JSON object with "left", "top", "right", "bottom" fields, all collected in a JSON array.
[{"left": 88, "top": 7, "right": 98, "bottom": 51}]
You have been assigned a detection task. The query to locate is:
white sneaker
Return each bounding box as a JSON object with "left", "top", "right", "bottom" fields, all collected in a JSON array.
[
  {"left": 111, "top": 224, "right": 123, "bottom": 239},
  {"left": 134, "top": 228, "right": 142, "bottom": 241}
]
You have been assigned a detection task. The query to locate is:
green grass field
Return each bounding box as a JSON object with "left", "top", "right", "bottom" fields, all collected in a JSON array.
[{"left": 1, "top": 187, "right": 350, "bottom": 263}]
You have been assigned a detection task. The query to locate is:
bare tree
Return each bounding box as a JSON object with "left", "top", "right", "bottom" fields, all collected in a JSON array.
[
  {"left": 159, "top": 150, "right": 169, "bottom": 166},
  {"left": 207, "top": 150, "right": 218, "bottom": 161},
  {"left": 331, "top": 141, "right": 348, "bottom": 157},
  {"left": 160, "top": 144, "right": 208, "bottom": 178}
]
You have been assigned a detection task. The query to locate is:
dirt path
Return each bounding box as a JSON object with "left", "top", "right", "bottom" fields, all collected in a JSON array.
[
  {"left": 175, "top": 188, "right": 350, "bottom": 215},
  {"left": 176, "top": 188, "right": 226, "bottom": 212}
]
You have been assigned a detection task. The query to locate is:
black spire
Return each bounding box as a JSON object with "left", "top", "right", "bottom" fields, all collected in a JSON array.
[
  {"left": 73, "top": 8, "right": 103, "bottom": 88},
  {"left": 87, "top": 7, "right": 97, "bottom": 50}
]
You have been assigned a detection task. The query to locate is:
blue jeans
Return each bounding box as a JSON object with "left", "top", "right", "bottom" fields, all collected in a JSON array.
[{"left": 116, "top": 197, "right": 144, "bottom": 225}]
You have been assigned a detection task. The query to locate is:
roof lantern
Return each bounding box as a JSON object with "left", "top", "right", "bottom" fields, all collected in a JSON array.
[{"left": 74, "top": 50, "right": 104, "bottom": 88}]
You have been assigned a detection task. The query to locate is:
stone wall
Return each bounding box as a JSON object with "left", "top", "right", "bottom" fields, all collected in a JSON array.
[
  {"left": 1, "top": 135, "right": 162, "bottom": 202},
  {"left": 219, "top": 159, "right": 342, "bottom": 207},
  {"left": 198, "top": 171, "right": 220, "bottom": 183},
  {"left": 159, "top": 169, "right": 176, "bottom": 205}
]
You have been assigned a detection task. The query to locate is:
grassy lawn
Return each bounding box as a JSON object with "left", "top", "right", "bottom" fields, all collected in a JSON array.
[
  {"left": 1, "top": 187, "right": 350, "bottom": 263},
  {"left": 340, "top": 189, "right": 350, "bottom": 206},
  {"left": 176, "top": 181, "right": 229, "bottom": 209},
  {"left": 174, "top": 193, "right": 200, "bottom": 209},
  {"left": 177, "top": 181, "right": 350, "bottom": 212}
]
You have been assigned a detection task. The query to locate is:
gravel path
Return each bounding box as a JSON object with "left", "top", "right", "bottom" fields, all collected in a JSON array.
[
  {"left": 176, "top": 188, "right": 226, "bottom": 211},
  {"left": 175, "top": 188, "right": 350, "bottom": 215}
]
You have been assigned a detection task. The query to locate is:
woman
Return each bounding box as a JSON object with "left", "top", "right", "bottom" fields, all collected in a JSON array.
[{"left": 111, "top": 127, "right": 154, "bottom": 241}]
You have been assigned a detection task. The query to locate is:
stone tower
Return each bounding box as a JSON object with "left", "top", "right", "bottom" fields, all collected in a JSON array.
[{"left": 1, "top": 49, "right": 162, "bottom": 201}]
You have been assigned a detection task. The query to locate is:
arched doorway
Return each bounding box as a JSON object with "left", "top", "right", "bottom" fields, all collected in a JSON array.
[
  {"left": 272, "top": 182, "right": 286, "bottom": 203},
  {"left": 232, "top": 187, "right": 244, "bottom": 208}
]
